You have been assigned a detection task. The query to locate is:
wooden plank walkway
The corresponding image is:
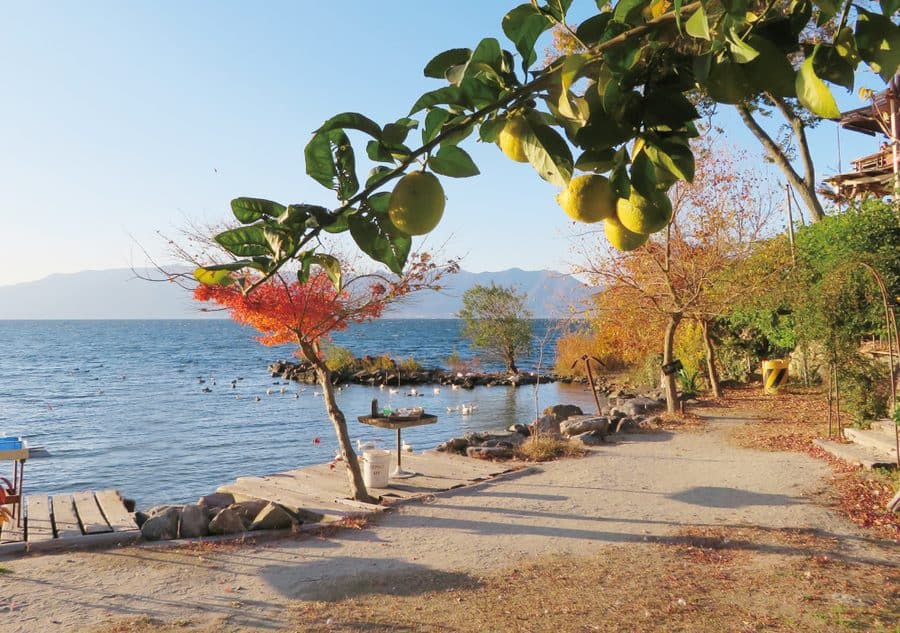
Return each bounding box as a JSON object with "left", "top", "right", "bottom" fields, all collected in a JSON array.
[
  {"left": 0, "top": 489, "right": 137, "bottom": 550},
  {"left": 218, "top": 450, "right": 518, "bottom": 522}
]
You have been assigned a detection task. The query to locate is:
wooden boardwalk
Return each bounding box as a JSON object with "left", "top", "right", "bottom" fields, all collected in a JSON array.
[{"left": 0, "top": 489, "right": 139, "bottom": 553}]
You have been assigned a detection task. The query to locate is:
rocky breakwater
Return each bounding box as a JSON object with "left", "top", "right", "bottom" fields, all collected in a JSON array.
[
  {"left": 269, "top": 358, "right": 572, "bottom": 389},
  {"left": 437, "top": 388, "right": 668, "bottom": 460},
  {"left": 136, "top": 492, "right": 296, "bottom": 541}
]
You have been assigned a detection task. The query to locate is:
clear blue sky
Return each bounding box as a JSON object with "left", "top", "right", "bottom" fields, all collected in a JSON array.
[{"left": 0, "top": 1, "right": 887, "bottom": 287}]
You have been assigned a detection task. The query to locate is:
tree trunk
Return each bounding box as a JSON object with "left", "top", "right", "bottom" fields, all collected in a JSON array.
[
  {"left": 301, "top": 342, "right": 377, "bottom": 504},
  {"left": 736, "top": 102, "right": 825, "bottom": 223},
  {"left": 700, "top": 319, "right": 721, "bottom": 399},
  {"left": 662, "top": 313, "right": 682, "bottom": 414}
]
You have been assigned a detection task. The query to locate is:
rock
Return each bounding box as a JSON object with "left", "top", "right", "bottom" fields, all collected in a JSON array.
[
  {"left": 888, "top": 490, "right": 900, "bottom": 513},
  {"left": 560, "top": 415, "right": 610, "bottom": 437},
  {"left": 508, "top": 423, "right": 531, "bottom": 436},
  {"left": 230, "top": 499, "right": 270, "bottom": 524},
  {"left": 542, "top": 404, "right": 583, "bottom": 422},
  {"left": 466, "top": 446, "right": 514, "bottom": 460},
  {"left": 208, "top": 506, "right": 248, "bottom": 535},
  {"left": 141, "top": 506, "right": 181, "bottom": 541},
  {"left": 179, "top": 504, "right": 209, "bottom": 538},
  {"left": 146, "top": 504, "right": 181, "bottom": 517},
  {"left": 572, "top": 431, "right": 605, "bottom": 446},
  {"left": 529, "top": 414, "right": 561, "bottom": 437},
  {"left": 608, "top": 408, "right": 626, "bottom": 420},
  {"left": 134, "top": 511, "right": 149, "bottom": 528},
  {"left": 613, "top": 417, "right": 639, "bottom": 433},
  {"left": 250, "top": 502, "right": 296, "bottom": 531},
  {"left": 122, "top": 497, "right": 136, "bottom": 512},
  {"left": 199, "top": 492, "right": 235, "bottom": 509}
]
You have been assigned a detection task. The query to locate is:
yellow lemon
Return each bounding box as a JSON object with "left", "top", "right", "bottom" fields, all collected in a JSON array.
[
  {"left": 497, "top": 116, "right": 530, "bottom": 163},
  {"left": 556, "top": 174, "right": 616, "bottom": 223},
  {"left": 387, "top": 171, "right": 445, "bottom": 236},
  {"left": 605, "top": 215, "right": 649, "bottom": 251},
  {"left": 616, "top": 190, "right": 673, "bottom": 234}
]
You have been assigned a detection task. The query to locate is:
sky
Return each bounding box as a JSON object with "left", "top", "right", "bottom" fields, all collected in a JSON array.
[{"left": 0, "top": 1, "right": 889, "bottom": 287}]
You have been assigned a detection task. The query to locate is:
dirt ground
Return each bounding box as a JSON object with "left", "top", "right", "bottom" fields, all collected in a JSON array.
[{"left": 1, "top": 408, "right": 897, "bottom": 632}]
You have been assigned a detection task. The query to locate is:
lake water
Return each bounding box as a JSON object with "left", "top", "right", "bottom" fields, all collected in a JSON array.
[{"left": 0, "top": 320, "right": 598, "bottom": 507}]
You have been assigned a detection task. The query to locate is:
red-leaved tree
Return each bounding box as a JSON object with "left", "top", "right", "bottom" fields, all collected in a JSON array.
[{"left": 194, "top": 255, "right": 454, "bottom": 503}]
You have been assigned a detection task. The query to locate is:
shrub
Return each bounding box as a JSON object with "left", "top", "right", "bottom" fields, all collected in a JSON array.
[
  {"left": 554, "top": 330, "right": 624, "bottom": 377},
  {"left": 361, "top": 354, "right": 394, "bottom": 372},
  {"left": 398, "top": 356, "right": 422, "bottom": 372},
  {"left": 515, "top": 436, "right": 586, "bottom": 461},
  {"left": 838, "top": 353, "right": 890, "bottom": 424},
  {"left": 324, "top": 345, "right": 356, "bottom": 373}
]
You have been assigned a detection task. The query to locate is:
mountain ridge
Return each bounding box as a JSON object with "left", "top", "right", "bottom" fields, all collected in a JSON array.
[{"left": 0, "top": 267, "right": 592, "bottom": 320}]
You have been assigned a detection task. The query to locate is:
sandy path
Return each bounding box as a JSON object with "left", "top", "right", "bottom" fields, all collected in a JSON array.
[{"left": 2, "top": 410, "right": 896, "bottom": 632}]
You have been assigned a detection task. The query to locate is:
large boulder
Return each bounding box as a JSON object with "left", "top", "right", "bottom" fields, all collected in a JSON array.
[
  {"left": 179, "top": 503, "right": 209, "bottom": 538},
  {"left": 141, "top": 506, "right": 181, "bottom": 541},
  {"left": 198, "top": 492, "right": 234, "bottom": 510},
  {"left": 542, "top": 404, "right": 583, "bottom": 422},
  {"left": 571, "top": 431, "right": 605, "bottom": 446},
  {"left": 230, "top": 499, "right": 270, "bottom": 524},
  {"left": 529, "top": 414, "right": 561, "bottom": 437},
  {"left": 250, "top": 502, "right": 296, "bottom": 531},
  {"left": 208, "top": 506, "right": 248, "bottom": 535},
  {"left": 560, "top": 415, "right": 610, "bottom": 437}
]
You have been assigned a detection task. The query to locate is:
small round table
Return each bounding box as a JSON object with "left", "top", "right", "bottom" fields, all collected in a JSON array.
[{"left": 357, "top": 414, "right": 437, "bottom": 478}]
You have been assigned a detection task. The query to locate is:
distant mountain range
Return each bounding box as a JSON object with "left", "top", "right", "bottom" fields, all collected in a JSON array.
[{"left": 0, "top": 267, "right": 593, "bottom": 319}]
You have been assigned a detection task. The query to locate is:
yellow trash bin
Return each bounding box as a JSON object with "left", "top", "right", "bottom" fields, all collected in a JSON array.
[{"left": 762, "top": 359, "right": 789, "bottom": 394}]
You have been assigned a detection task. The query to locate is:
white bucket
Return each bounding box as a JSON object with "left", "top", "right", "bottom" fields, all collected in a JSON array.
[{"left": 362, "top": 449, "right": 391, "bottom": 488}]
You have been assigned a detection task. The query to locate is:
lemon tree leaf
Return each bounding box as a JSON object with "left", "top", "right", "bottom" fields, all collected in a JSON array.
[
  {"left": 543, "top": 0, "right": 573, "bottom": 21},
  {"left": 575, "top": 13, "right": 613, "bottom": 45},
  {"left": 305, "top": 128, "right": 359, "bottom": 200},
  {"left": 348, "top": 194, "right": 411, "bottom": 274},
  {"left": 685, "top": 4, "right": 710, "bottom": 40},
  {"left": 214, "top": 226, "right": 270, "bottom": 258},
  {"left": 795, "top": 55, "right": 840, "bottom": 119},
  {"left": 502, "top": 4, "right": 553, "bottom": 71},
  {"left": 383, "top": 118, "right": 418, "bottom": 145},
  {"left": 557, "top": 53, "right": 588, "bottom": 121},
  {"left": 310, "top": 253, "right": 343, "bottom": 292},
  {"left": 575, "top": 147, "right": 617, "bottom": 173},
  {"left": 881, "top": 0, "right": 900, "bottom": 16},
  {"left": 523, "top": 123, "right": 574, "bottom": 187},
  {"left": 410, "top": 86, "right": 465, "bottom": 115},
  {"left": 478, "top": 116, "right": 506, "bottom": 143},
  {"left": 613, "top": 0, "right": 647, "bottom": 24},
  {"left": 428, "top": 145, "right": 480, "bottom": 178},
  {"left": 728, "top": 28, "right": 760, "bottom": 63},
  {"left": 193, "top": 267, "right": 235, "bottom": 286},
  {"left": 230, "top": 198, "right": 285, "bottom": 224},
  {"left": 315, "top": 112, "right": 382, "bottom": 141},
  {"left": 422, "top": 108, "right": 451, "bottom": 144},
  {"left": 423, "top": 48, "right": 472, "bottom": 79},
  {"left": 855, "top": 9, "right": 900, "bottom": 82}
]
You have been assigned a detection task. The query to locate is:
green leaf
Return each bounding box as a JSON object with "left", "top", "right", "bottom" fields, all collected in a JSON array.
[
  {"left": 673, "top": 0, "right": 683, "bottom": 33},
  {"left": 348, "top": 197, "right": 412, "bottom": 274},
  {"left": 422, "top": 108, "right": 452, "bottom": 144},
  {"left": 310, "top": 253, "right": 343, "bottom": 292},
  {"left": 643, "top": 137, "right": 695, "bottom": 182},
  {"left": 575, "top": 13, "right": 613, "bottom": 45},
  {"left": 304, "top": 129, "right": 359, "bottom": 200},
  {"left": 263, "top": 226, "right": 293, "bottom": 259},
  {"left": 383, "top": 118, "right": 418, "bottom": 145},
  {"left": 366, "top": 140, "right": 394, "bottom": 163},
  {"left": 574, "top": 147, "right": 617, "bottom": 172},
  {"left": 629, "top": 151, "right": 657, "bottom": 197},
  {"left": 613, "top": 0, "right": 647, "bottom": 24},
  {"left": 795, "top": 55, "right": 841, "bottom": 119},
  {"left": 642, "top": 90, "right": 699, "bottom": 128},
  {"left": 277, "top": 203, "right": 311, "bottom": 231},
  {"left": 467, "top": 38, "right": 503, "bottom": 75},
  {"left": 728, "top": 28, "right": 760, "bottom": 63},
  {"left": 193, "top": 267, "right": 234, "bottom": 286},
  {"left": 366, "top": 165, "right": 394, "bottom": 188},
  {"left": 855, "top": 9, "right": 900, "bottom": 82},
  {"left": 230, "top": 198, "right": 285, "bottom": 224},
  {"left": 502, "top": 4, "right": 553, "bottom": 71},
  {"left": 524, "top": 123, "right": 574, "bottom": 187},
  {"left": 743, "top": 36, "right": 796, "bottom": 97},
  {"left": 685, "top": 4, "right": 710, "bottom": 40},
  {"left": 542, "top": 0, "right": 573, "bottom": 21},
  {"left": 479, "top": 116, "right": 506, "bottom": 143},
  {"left": 300, "top": 204, "right": 348, "bottom": 234},
  {"left": 315, "top": 112, "right": 382, "bottom": 141},
  {"left": 557, "top": 53, "right": 588, "bottom": 121},
  {"left": 410, "top": 86, "right": 465, "bottom": 115},
  {"left": 881, "top": 0, "right": 900, "bottom": 16},
  {"left": 811, "top": 44, "right": 855, "bottom": 91},
  {"left": 215, "top": 226, "right": 270, "bottom": 258},
  {"left": 423, "top": 48, "right": 472, "bottom": 79},
  {"left": 428, "top": 145, "right": 480, "bottom": 178}
]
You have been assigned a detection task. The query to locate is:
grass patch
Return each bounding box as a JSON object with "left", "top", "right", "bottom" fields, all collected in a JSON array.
[
  {"left": 514, "top": 436, "right": 586, "bottom": 462},
  {"left": 0, "top": 564, "right": 11, "bottom": 575}
]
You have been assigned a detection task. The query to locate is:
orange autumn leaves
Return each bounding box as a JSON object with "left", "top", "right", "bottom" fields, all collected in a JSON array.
[{"left": 194, "top": 273, "right": 382, "bottom": 348}]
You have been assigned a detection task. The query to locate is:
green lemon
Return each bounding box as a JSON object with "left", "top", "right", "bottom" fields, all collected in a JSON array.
[
  {"left": 616, "top": 190, "right": 673, "bottom": 235},
  {"left": 556, "top": 174, "right": 617, "bottom": 223},
  {"left": 605, "top": 215, "right": 649, "bottom": 251},
  {"left": 388, "top": 171, "right": 445, "bottom": 236}
]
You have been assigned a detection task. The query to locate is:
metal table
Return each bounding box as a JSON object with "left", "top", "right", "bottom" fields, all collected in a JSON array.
[{"left": 357, "top": 414, "right": 437, "bottom": 478}]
